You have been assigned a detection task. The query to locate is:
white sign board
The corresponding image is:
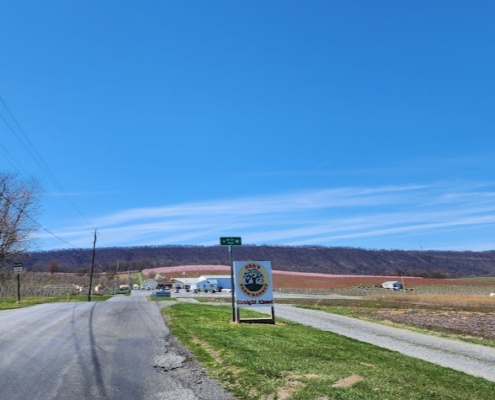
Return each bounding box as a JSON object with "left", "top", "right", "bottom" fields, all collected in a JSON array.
[
  {"left": 13, "top": 267, "right": 23, "bottom": 275},
  {"left": 234, "top": 261, "right": 274, "bottom": 308}
]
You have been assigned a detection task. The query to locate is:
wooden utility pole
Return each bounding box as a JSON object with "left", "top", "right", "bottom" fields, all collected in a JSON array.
[
  {"left": 115, "top": 260, "right": 120, "bottom": 294},
  {"left": 87, "top": 230, "right": 97, "bottom": 302}
]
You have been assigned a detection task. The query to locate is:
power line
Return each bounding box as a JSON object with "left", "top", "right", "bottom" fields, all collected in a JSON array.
[
  {"left": 0, "top": 93, "right": 108, "bottom": 250},
  {"left": 0, "top": 191, "right": 78, "bottom": 249},
  {"left": 0, "top": 95, "right": 60, "bottom": 185},
  {"left": 0, "top": 92, "right": 90, "bottom": 225},
  {"left": 0, "top": 140, "right": 33, "bottom": 176}
]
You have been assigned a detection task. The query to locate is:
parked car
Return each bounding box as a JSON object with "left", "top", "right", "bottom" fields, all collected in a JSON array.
[{"left": 381, "top": 281, "right": 403, "bottom": 290}]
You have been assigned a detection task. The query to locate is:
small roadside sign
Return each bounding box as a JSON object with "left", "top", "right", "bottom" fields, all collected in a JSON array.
[
  {"left": 220, "top": 237, "right": 242, "bottom": 246},
  {"left": 13, "top": 262, "right": 23, "bottom": 303},
  {"left": 13, "top": 263, "right": 23, "bottom": 275}
]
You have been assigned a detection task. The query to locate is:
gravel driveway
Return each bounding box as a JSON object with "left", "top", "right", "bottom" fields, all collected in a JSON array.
[{"left": 259, "top": 304, "right": 495, "bottom": 382}]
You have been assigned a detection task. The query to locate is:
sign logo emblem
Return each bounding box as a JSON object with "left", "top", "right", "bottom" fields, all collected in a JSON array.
[{"left": 238, "top": 263, "right": 270, "bottom": 297}]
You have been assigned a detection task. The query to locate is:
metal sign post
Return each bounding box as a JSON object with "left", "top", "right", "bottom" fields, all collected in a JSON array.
[
  {"left": 13, "top": 262, "right": 23, "bottom": 303},
  {"left": 220, "top": 237, "right": 242, "bottom": 322}
]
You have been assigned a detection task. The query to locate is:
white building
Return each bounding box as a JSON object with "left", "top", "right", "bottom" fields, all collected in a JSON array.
[
  {"left": 141, "top": 279, "right": 158, "bottom": 290},
  {"left": 197, "top": 275, "right": 232, "bottom": 290},
  {"left": 197, "top": 279, "right": 218, "bottom": 292},
  {"left": 171, "top": 278, "right": 200, "bottom": 290}
]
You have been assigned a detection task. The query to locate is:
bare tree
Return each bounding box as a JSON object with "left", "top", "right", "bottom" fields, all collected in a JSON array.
[{"left": 0, "top": 172, "right": 42, "bottom": 269}]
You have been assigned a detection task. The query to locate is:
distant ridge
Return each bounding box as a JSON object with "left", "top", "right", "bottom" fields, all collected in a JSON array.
[{"left": 25, "top": 245, "right": 495, "bottom": 278}]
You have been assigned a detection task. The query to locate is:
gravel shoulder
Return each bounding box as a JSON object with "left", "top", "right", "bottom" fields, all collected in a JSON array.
[{"left": 258, "top": 304, "right": 495, "bottom": 382}]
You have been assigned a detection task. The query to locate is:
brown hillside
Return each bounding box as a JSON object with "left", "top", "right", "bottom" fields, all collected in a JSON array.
[{"left": 24, "top": 245, "right": 495, "bottom": 278}]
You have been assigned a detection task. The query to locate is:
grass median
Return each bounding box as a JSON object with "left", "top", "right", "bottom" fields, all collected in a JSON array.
[
  {"left": 0, "top": 295, "right": 113, "bottom": 310},
  {"left": 163, "top": 302, "right": 495, "bottom": 400}
]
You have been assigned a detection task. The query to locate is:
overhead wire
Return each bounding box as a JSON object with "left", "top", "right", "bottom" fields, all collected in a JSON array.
[
  {"left": 0, "top": 191, "right": 77, "bottom": 248},
  {"left": 0, "top": 92, "right": 99, "bottom": 249},
  {"left": 0, "top": 138, "right": 33, "bottom": 176},
  {"left": 0, "top": 94, "right": 89, "bottom": 223}
]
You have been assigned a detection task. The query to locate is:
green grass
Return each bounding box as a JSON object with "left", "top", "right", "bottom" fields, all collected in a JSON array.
[
  {"left": 0, "top": 294, "right": 113, "bottom": 310},
  {"left": 193, "top": 296, "right": 230, "bottom": 303},
  {"left": 163, "top": 303, "right": 495, "bottom": 400}
]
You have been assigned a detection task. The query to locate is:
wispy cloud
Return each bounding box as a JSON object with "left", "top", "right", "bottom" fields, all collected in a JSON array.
[{"left": 37, "top": 181, "right": 495, "bottom": 251}]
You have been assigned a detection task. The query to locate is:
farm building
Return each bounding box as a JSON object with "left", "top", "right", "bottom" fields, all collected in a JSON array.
[
  {"left": 170, "top": 277, "right": 199, "bottom": 290},
  {"left": 381, "top": 281, "right": 403, "bottom": 290},
  {"left": 198, "top": 275, "right": 232, "bottom": 290},
  {"left": 197, "top": 279, "right": 218, "bottom": 292},
  {"left": 141, "top": 279, "right": 158, "bottom": 290},
  {"left": 171, "top": 275, "right": 233, "bottom": 291}
]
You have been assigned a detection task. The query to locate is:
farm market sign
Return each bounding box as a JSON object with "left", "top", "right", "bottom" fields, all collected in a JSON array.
[{"left": 234, "top": 261, "right": 274, "bottom": 307}]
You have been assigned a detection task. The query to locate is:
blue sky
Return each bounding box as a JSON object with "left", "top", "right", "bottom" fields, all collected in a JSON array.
[{"left": 1, "top": 1, "right": 494, "bottom": 251}]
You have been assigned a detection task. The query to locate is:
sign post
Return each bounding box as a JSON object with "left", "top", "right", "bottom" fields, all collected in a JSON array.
[
  {"left": 220, "top": 237, "right": 242, "bottom": 322},
  {"left": 13, "top": 262, "right": 23, "bottom": 303}
]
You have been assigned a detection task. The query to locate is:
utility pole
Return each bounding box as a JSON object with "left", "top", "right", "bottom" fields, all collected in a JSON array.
[
  {"left": 87, "top": 230, "right": 97, "bottom": 302},
  {"left": 116, "top": 260, "right": 120, "bottom": 294}
]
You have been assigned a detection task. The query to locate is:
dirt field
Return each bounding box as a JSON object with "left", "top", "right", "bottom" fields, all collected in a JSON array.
[{"left": 357, "top": 308, "right": 495, "bottom": 340}]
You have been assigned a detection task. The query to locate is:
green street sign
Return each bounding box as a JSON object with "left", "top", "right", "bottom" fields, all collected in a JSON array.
[{"left": 220, "top": 237, "right": 242, "bottom": 246}]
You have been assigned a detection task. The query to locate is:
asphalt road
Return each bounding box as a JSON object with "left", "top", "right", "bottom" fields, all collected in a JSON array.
[
  {"left": 4, "top": 290, "right": 494, "bottom": 399},
  {"left": 0, "top": 291, "right": 232, "bottom": 400}
]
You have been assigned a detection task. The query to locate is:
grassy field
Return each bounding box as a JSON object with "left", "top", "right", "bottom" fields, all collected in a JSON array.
[
  {"left": 163, "top": 302, "right": 495, "bottom": 400},
  {"left": 0, "top": 294, "right": 113, "bottom": 310}
]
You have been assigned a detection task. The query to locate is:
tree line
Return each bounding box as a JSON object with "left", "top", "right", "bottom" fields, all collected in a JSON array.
[{"left": 22, "top": 245, "right": 495, "bottom": 278}]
